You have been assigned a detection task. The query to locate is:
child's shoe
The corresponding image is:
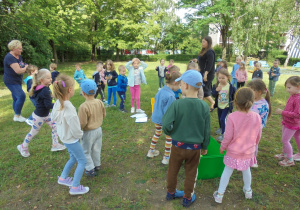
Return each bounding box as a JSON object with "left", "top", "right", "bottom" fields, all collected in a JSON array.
[
  {"left": 69, "top": 185, "right": 89, "bottom": 195},
  {"left": 217, "top": 134, "right": 224, "bottom": 142},
  {"left": 251, "top": 163, "right": 258, "bottom": 168},
  {"left": 111, "top": 104, "right": 116, "bottom": 107},
  {"left": 279, "top": 158, "right": 295, "bottom": 167},
  {"left": 17, "top": 144, "right": 30, "bottom": 157},
  {"left": 162, "top": 156, "right": 170, "bottom": 165},
  {"left": 94, "top": 166, "right": 101, "bottom": 171},
  {"left": 25, "top": 118, "right": 34, "bottom": 126},
  {"left": 147, "top": 149, "right": 160, "bottom": 158},
  {"left": 51, "top": 143, "right": 66, "bottom": 152},
  {"left": 85, "top": 169, "right": 97, "bottom": 177},
  {"left": 57, "top": 176, "right": 73, "bottom": 187},
  {"left": 213, "top": 191, "right": 223, "bottom": 203},
  {"left": 13, "top": 115, "right": 26, "bottom": 122},
  {"left": 119, "top": 108, "right": 128, "bottom": 113},
  {"left": 274, "top": 153, "right": 286, "bottom": 160},
  {"left": 215, "top": 128, "right": 222, "bottom": 135},
  {"left": 243, "top": 188, "right": 252, "bottom": 199},
  {"left": 106, "top": 104, "right": 111, "bottom": 108},
  {"left": 166, "top": 190, "right": 184, "bottom": 200},
  {"left": 136, "top": 109, "right": 145, "bottom": 113},
  {"left": 293, "top": 153, "right": 300, "bottom": 161},
  {"left": 131, "top": 107, "right": 135, "bottom": 113},
  {"left": 182, "top": 194, "right": 196, "bottom": 207}
]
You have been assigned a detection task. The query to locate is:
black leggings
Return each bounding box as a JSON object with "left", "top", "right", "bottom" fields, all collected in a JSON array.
[
  {"left": 95, "top": 83, "right": 105, "bottom": 100},
  {"left": 237, "top": 82, "right": 245, "bottom": 89}
]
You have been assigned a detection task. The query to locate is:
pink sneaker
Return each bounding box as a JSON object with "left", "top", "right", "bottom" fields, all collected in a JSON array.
[
  {"left": 213, "top": 191, "right": 223, "bottom": 203},
  {"left": 279, "top": 159, "right": 295, "bottom": 167},
  {"left": 293, "top": 153, "right": 300, "bottom": 161},
  {"left": 17, "top": 144, "right": 30, "bottom": 157},
  {"left": 274, "top": 153, "right": 285, "bottom": 160}
]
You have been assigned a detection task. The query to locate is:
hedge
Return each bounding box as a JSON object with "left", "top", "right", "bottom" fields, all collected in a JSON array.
[{"left": 275, "top": 55, "right": 300, "bottom": 66}]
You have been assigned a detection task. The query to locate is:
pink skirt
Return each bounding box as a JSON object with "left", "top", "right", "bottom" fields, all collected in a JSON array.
[{"left": 223, "top": 155, "right": 257, "bottom": 171}]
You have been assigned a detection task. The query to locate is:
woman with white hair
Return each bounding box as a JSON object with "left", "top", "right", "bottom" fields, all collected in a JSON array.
[{"left": 3, "top": 40, "right": 28, "bottom": 122}]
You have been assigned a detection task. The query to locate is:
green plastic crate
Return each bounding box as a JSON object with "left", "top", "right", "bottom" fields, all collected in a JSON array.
[{"left": 197, "top": 136, "right": 226, "bottom": 180}]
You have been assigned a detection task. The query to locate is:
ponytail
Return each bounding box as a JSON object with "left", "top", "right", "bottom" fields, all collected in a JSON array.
[{"left": 265, "top": 88, "right": 272, "bottom": 119}]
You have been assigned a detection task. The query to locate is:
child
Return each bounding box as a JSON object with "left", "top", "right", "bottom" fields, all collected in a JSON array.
[
  {"left": 117, "top": 65, "right": 128, "bottom": 112},
  {"left": 252, "top": 62, "right": 263, "bottom": 79},
  {"left": 50, "top": 63, "right": 59, "bottom": 83},
  {"left": 78, "top": 79, "right": 106, "bottom": 176},
  {"left": 247, "top": 79, "right": 271, "bottom": 167},
  {"left": 274, "top": 76, "right": 300, "bottom": 166},
  {"left": 104, "top": 60, "right": 118, "bottom": 107},
  {"left": 148, "top": 68, "right": 181, "bottom": 164},
  {"left": 24, "top": 65, "right": 38, "bottom": 126},
  {"left": 162, "top": 70, "right": 210, "bottom": 207},
  {"left": 167, "top": 59, "right": 174, "bottom": 69},
  {"left": 235, "top": 61, "right": 248, "bottom": 89},
  {"left": 212, "top": 68, "right": 236, "bottom": 142},
  {"left": 185, "top": 62, "right": 204, "bottom": 100},
  {"left": 231, "top": 56, "right": 241, "bottom": 89},
  {"left": 155, "top": 59, "right": 168, "bottom": 90},
  {"left": 268, "top": 59, "right": 281, "bottom": 96},
  {"left": 125, "top": 58, "right": 147, "bottom": 113},
  {"left": 213, "top": 87, "right": 262, "bottom": 203},
  {"left": 52, "top": 74, "right": 89, "bottom": 195},
  {"left": 216, "top": 58, "right": 222, "bottom": 70},
  {"left": 93, "top": 61, "right": 106, "bottom": 101},
  {"left": 17, "top": 69, "right": 66, "bottom": 157},
  {"left": 74, "top": 63, "right": 87, "bottom": 95}
]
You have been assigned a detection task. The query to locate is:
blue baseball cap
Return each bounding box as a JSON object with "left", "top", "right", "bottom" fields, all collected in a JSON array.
[
  {"left": 217, "top": 58, "right": 222, "bottom": 62},
  {"left": 81, "top": 79, "right": 97, "bottom": 95},
  {"left": 175, "top": 70, "right": 203, "bottom": 88}
]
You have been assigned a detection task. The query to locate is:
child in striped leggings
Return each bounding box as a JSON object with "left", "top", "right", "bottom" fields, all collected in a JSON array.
[{"left": 148, "top": 66, "right": 181, "bottom": 164}]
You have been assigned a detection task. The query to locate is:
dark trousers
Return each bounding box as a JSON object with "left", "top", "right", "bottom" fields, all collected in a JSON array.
[
  {"left": 218, "top": 107, "right": 229, "bottom": 134},
  {"left": 237, "top": 82, "right": 245, "bottom": 89},
  {"left": 167, "top": 145, "right": 201, "bottom": 198},
  {"left": 95, "top": 83, "right": 105, "bottom": 100},
  {"left": 117, "top": 91, "right": 126, "bottom": 110}
]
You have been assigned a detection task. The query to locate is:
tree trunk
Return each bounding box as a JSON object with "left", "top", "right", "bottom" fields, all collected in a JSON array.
[
  {"left": 61, "top": 51, "right": 64, "bottom": 63},
  {"left": 49, "top": 39, "right": 58, "bottom": 63},
  {"left": 91, "top": 44, "right": 96, "bottom": 61},
  {"left": 227, "top": 37, "right": 231, "bottom": 62},
  {"left": 116, "top": 44, "right": 120, "bottom": 61},
  {"left": 220, "top": 27, "right": 227, "bottom": 60},
  {"left": 91, "top": 18, "right": 97, "bottom": 61}
]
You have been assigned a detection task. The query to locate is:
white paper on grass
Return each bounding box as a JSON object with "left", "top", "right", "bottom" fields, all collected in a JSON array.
[
  {"left": 130, "top": 113, "right": 147, "bottom": 118},
  {"left": 135, "top": 117, "right": 148, "bottom": 123}
]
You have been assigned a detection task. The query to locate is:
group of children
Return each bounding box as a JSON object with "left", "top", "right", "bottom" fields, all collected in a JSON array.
[{"left": 15, "top": 57, "right": 300, "bottom": 206}]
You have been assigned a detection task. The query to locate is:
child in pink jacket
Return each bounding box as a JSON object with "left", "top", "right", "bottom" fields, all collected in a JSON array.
[
  {"left": 213, "top": 87, "right": 262, "bottom": 203},
  {"left": 235, "top": 61, "right": 248, "bottom": 89}
]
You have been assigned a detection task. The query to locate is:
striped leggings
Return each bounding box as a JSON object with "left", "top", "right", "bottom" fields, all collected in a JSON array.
[{"left": 150, "top": 123, "right": 172, "bottom": 157}]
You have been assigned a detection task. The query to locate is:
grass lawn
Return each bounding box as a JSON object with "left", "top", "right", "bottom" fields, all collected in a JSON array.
[{"left": 0, "top": 61, "right": 299, "bottom": 209}]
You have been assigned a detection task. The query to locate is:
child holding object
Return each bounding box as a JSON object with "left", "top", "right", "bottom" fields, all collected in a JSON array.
[
  {"left": 93, "top": 61, "right": 106, "bottom": 102},
  {"left": 162, "top": 70, "right": 210, "bottom": 207},
  {"left": 252, "top": 62, "right": 263, "bottom": 80},
  {"left": 274, "top": 76, "right": 300, "bottom": 166},
  {"left": 52, "top": 74, "right": 89, "bottom": 195},
  {"left": 148, "top": 66, "right": 181, "bottom": 164},
  {"left": 78, "top": 79, "right": 106, "bottom": 176},
  {"left": 156, "top": 59, "right": 168, "bottom": 90},
  {"left": 213, "top": 87, "right": 262, "bottom": 204}
]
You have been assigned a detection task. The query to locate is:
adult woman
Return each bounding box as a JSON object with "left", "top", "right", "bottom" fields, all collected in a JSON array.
[
  {"left": 197, "top": 36, "right": 215, "bottom": 111},
  {"left": 3, "top": 40, "right": 28, "bottom": 122}
]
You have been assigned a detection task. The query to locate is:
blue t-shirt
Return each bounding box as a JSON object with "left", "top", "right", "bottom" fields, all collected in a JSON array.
[
  {"left": 231, "top": 64, "right": 240, "bottom": 79},
  {"left": 3, "top": 53, "right": 25, "bottom": 85}
]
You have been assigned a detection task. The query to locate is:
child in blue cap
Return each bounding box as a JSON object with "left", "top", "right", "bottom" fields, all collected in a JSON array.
[{"left": 162, "top": 70, "right": 211, "bottom": 207}]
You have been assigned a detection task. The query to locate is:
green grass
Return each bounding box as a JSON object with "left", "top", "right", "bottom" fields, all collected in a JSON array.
[{"left": 0, "top": 61, "right": 299, "bottom": 209}]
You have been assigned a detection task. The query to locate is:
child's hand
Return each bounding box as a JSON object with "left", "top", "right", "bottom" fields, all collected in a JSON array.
[
  {"left": 105, "top": 76, "right": 108, "bottom": 80},
  {"left": 201, "top": 149, "right": 207, "bottom": 155},
  {"left": 271, "top": 73, "right": 275, "bottom": 76},
  {"left": 276, "top": 108, "right": 283, "bottom": 115},
  {"left": 216, "top": 85, "right": 223, "bottom": 92},
  {"left": 220, "top": 148, "right": 224, "bottom": 154},
  {"left": 78, "top": 77, "right": 81, "bottom": 80},
  {"left": 109, "top": 75, "right": 112, "bottom": 79}
]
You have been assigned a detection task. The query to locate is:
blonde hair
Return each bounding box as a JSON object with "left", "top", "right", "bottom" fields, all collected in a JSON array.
[
  {"left": 236, "top": 56, "right": 242, "bottom": 61},
  {"left": 29, "top": 69, "right": 50, "bottom": 97},
  {"left": 53, "top": 74, "right": 75, "bottom": 110},
  {"left": 49, "top": 63, "right": 57, "bottom": 70},
  {"left": 187, "top": 62, "right": 199, "bottom": 71},
  {"left": 8, "top": 40, "right": 22, "bottom": 51},
  {"left": 234, "top": 87, "right": 254, "bottom": 112},
  {"left": 239, "top": 62, "right": 246, "bottom": 71},
  {"left": 26, "top": 64, "right": 38, "bottom": 75},
  {"left": 75, "top": 63, "right": 81, "bottom": 68},
  {"left": 104, "top": 60, "right": 115, "bottom": 72},
  {"left": 96, "top": 61, "right": 104, "bottom": 68},
  {"left": 169, "top": 59, "right": 174, "bottom": 63},
  {"left": 118, "top": 65, "right": 125, "bottom": 72},
  {"left": 285, "top": 76, "right": 300, "bottom": 87},
  {"left": 255, "top": 62, "right": 262, "bottom": 67}
]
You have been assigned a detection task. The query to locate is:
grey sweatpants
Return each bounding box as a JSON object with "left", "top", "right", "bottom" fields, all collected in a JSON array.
[{"left": 81, "top": 127, "right": 102, "bottom": 171}]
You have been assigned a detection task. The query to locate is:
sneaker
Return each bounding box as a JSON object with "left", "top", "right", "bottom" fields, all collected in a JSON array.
[
  {"left": 57, "top": 176, "right": 73, "bottom": 187},
  {"left": 85, "top": 169, "right": 97, "bottom": 177},
  {"left": 182, "top": 194, "right": 196, "bottom": 207},
  {"left": 147, "top": 149, "right": 160, "bottom": 158},
  {"left": 293, "top": 153, "right": 300, "bottom": 161},
  {"left": 106, "top": 104, "right": 111, "bottom": 108},
  {"left": 111, "top": 104, "right": 116, "bottom": 107},
  {"left": 158, "top": 88, "right": 161, "bottom": 91},
  {"left": 13, "top": 115, "right": 26, "bottom": 122},
  {"left": 279, "top": 158, "right": 295, "bottom": 167},
  {"left": 94, "top": 166, "right": 101, "bottom": 171},
  {"left": 69, "top": 185, "right": 89, "bottom": 195},
  {"left": 17, "top": 144, "right": 30, "bottom": 157},
  {"left": 136, "top": 109, "right": 145, "bottom": 113},
  {"left": 215, "top": 128, "right": 222, "bottom": 135},
  {"left": 217, "top": 134, "right": 224, "bottom": 142},
  {"left": 120, "top": 109, "right": 128, "bottom": 113},
  {"left": 213, "top": 191, "right": 223, "bottom": 203},
  {"left": 243, "top": 188, "right": 252, "bottom": 199},
  {"left": 166, "top": 190, "right": 184, "bottom": 200},
  {"left": 51, "top": 143, "right": 66, "bottom": 152},
  {"left": 25, "top": 118, "right": 34, "bottom": 126},
  {"left": 162, "top": 156, "right": 170, "bottom": 165},
  {"left": 131, "top": 107, "right": 135, "bottom": 113},
  {"left": 274, "top": 153, "right": 286, "bottom": 161},
  {"left": 251, "top": 163, "right": 258, "bottom": 168}
]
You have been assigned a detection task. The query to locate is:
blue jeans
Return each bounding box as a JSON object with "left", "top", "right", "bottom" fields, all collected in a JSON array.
[
  {"left": 117, "top": 91, "right": 126, "bottom": 109},
  {"left": 5, "top": 83, "right": 26, "bottom": 115},
  {"left": 107, "top": 86, "right": 117, "bottom": 105},
  {"left": 159, "top": 76, "right": 165, "bottom": 88},
  {"left": 60, "top": 141, "right": 87, "bottom": 187},
  {"left": 231, "top": 78, "right": 237, "bottom": 89},
  {"left": 218, "top": 107, "right": 229, "bottom": 134}
]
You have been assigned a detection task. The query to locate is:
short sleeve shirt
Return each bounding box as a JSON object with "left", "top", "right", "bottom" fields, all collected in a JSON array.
[
  {"left": 250, "top": 98, "right": 269, "bottom": 128},
  {"left": 3, "top": 53, "right": 25, "bottom": 85},
  {"left": 218, "top": 83, "right": 230, "bottom": 109}
]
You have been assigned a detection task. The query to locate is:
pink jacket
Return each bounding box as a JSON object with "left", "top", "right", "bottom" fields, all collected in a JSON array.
[
  {"left": 235, "top": 69, "right": 248, "bottom": 82},
  {"left": 100, "top": 69, "right": 107, "bottom": 84},
  {"left": 221, "top": 111, "right": 262, "bottom": 159},
  {"left": 282, "top": 93, "right": 300, "bottom": 130}
]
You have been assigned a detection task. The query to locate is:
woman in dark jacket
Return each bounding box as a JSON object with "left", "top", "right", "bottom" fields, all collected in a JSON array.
[{"left": 198, "top": 36, "right": 215, "bottom": 111}]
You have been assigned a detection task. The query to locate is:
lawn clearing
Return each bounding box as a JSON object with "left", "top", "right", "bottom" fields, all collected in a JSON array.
[{"left": 0, "top": 61, "right": 299, "bottom": 209}]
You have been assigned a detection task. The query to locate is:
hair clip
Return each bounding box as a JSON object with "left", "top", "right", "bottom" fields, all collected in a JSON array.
[
  {"left": 172, "top": 71, "right": 175, "bottom": 73},
  {"left": 62, "top": 81, "right": 65, "bottom": 87},
  {"left": 167, "top": 71, "right": 170, "bottom": 74}
]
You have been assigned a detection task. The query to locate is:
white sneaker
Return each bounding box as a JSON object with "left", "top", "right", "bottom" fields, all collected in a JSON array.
[
  {"left": 215, "top": 128, "right": 222, "bottom": 135},
  {"left": 25, "top": 118, "right": 34, "bottom": 126},
  {"left": 158, "top": 88, "right": 161, "bottom": 91},
  {"left": 136, "top": 109, "right": 145, "bottom": 113},
  {"left": 147, "top": 149, "right": 160, "bottom": 158},
  {"left": 243, "top": 188, "right": 252, "bottom": 199},
  {"left": 106, "top": 104, "right": 110, "bottom": 108},
  {"left": 251, "top": 163, "right": 258, "bottom": 168},
  {"left": 131, "top": 107, "right": 135, "bottom": 113},
  {"left": 17, "top": 144, "right": 30, "bottom": 157},
  {"left": 162, "top": 156, "right": 170, "bottom": 164},
  {"left": 13, "top": 115, "right": 26, "bottom": 122},
  {"left": 217, "top": 134, "right": 224, "bottom": 142},
  {"left": 51, "top": 143, "right": 66, "bottom": 152}
]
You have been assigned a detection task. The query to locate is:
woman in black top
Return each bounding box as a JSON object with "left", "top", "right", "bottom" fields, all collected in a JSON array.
[{"left": 198, "top": 36, "right": 215, "bottom": 111}]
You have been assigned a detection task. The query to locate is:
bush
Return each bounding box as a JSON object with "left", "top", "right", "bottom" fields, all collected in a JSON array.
[
  {"left": 275, "top": 55, "right": 300, "bottom": 66},
  {"left": 99, "top": 54, "right": 199, "bottom": 62}
]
